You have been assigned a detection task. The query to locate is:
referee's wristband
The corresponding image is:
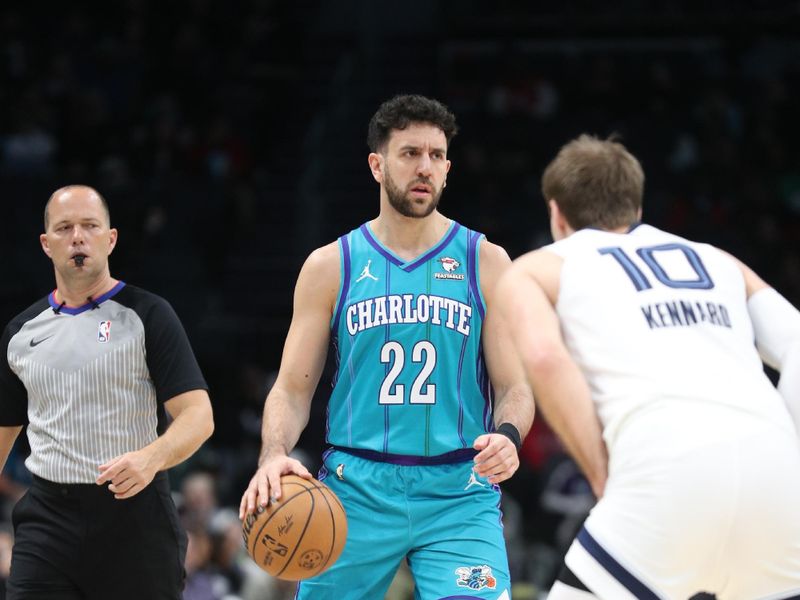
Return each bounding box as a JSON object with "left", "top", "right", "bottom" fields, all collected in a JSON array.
[{"left": 495, "top": 423, "right": 522, "bottom": 452}]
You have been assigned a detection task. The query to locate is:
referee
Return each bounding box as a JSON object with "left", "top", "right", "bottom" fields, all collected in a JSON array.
[{"left": 0, "top": 185, "right": 214, "bottom": 599}]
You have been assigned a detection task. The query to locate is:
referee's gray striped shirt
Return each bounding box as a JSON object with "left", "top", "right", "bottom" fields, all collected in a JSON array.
[{"left": 0, "top": 282, "right": 207, "bottom": 484}]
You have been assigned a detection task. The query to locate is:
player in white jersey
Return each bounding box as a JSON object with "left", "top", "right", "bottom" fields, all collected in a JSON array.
[{"left": 497, "top": 134, "right": 800, "bottom": 600}]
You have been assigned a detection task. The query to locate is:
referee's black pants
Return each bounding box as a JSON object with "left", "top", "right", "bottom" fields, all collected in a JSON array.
[{"left": 7, "top": 471, "right": 187, "bottom": 600}]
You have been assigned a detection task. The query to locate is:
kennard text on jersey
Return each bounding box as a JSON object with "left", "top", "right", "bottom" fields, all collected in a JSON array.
[{"left": 640, "top": 299, "right": 731, "bottom": 330}]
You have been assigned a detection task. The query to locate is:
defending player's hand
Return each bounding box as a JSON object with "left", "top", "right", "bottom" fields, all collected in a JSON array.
[
  {"left": 239, "top": 455, "right": 312, "bottom": 520},
  {"left": 472, "top": 433, "right": 520, "bottom": 484},
  {"left": 96, "top": 449, "right": 159, "bottom": 499}
]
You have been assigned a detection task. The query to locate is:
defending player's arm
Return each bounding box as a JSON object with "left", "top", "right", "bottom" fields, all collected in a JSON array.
[
  {"left": 497, "top": 250, "right": 608, "bottom": 498},
  {"left": 472, "top": 240, "right": 535, "bottom": 485},
  {"left": 239, "top": 243, "right": 339, "bottom": 518},
  {"left": 731, "top": 254, "right": 800, "bottom": 433}
]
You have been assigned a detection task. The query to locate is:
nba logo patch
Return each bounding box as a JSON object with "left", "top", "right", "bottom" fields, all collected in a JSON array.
[{"left": 97, "top": 321, "right": 111, "bottom": 343}]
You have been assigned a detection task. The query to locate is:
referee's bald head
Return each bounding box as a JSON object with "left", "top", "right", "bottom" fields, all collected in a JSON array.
[{"left": 44, "top": 185, "right": 111, "bottom": 231}]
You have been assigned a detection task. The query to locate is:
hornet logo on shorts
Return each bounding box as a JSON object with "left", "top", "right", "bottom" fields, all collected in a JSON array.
[
  {"left": 434, "top": 256, "right": 464, "bottom": 280},
  {"left": 97, "top": 321, "right": 112, "bottom": 343},
  {"left": 455, "top": 565, "right": 497, "bottom": 590}
]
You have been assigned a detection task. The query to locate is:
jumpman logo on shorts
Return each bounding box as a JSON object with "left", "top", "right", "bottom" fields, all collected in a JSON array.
[
  {"left": 356, "top": 259, "right": 379, "bottom": 282},
  {"left": 464, "top": 469, "right": 486, "bottom": 490}
]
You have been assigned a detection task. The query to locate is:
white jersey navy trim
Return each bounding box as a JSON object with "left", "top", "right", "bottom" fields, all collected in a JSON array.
[{"left": 577, "top": 528, "right": 660, "bottom": 600}]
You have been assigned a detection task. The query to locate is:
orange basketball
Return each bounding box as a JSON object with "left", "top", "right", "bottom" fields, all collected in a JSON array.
[{"left": 242, "top": 474, "right": 347, "bottom": 580}]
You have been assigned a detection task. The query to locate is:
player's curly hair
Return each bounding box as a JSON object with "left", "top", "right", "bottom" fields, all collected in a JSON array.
[
  {"left": 367, "top": 94, "right": 458, "bottom": 153},
  {"left": 542, "top": 134, "right": 644, "bottom": 231}
]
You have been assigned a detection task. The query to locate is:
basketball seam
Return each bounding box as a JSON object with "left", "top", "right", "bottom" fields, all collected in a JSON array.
[
  {"left": 310, "top": 480, "right": 341, "bottom": 575},
  {"left": 275, "top": 487, "right": 315, "bottom": 578},
  {"left": 247, "top": 483, "right": 314, "bottom": 560}
]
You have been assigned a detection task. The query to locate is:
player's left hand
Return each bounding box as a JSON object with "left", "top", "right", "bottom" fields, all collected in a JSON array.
[
  {"left": 472, "top": 433, "right": 519, "bottom": 484},
  {"left": 96, "top": 449, "right": 158, "bottom": 499}
]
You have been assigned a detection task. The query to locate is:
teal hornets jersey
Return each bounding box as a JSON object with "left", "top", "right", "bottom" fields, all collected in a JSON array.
[{"left": 328, "top": 220, "right": 492, "bottom": 460}]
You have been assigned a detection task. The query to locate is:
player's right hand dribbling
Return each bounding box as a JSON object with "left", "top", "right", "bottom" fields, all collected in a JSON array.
[{"left": 239, "top": 455, "right": 312, "bottom": 520}]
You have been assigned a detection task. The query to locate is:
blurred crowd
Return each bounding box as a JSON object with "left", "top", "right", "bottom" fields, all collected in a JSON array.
[{"left": 1, "top": 1, "right": 799, "bottom": 598}]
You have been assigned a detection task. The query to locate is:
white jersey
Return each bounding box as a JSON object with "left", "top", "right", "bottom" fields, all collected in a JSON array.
[
  {"left": 546, "top": 224, "right": 794, "bottom": 449},
  {"left": 547, "top": 224, "right": 800, "bottom": 600}
]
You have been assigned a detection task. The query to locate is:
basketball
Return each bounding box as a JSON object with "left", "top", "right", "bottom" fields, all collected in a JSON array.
[{"left": 242, "top": 474, "right": 347, "bottom": 580}]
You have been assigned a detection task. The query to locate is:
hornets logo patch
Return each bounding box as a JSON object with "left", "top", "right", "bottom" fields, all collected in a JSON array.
[
  {"left": 455, "top": 565, "right": 497, "bottom": 590},
  {"left": 434, "top": 256, "right": 465, "bottom": 280}
]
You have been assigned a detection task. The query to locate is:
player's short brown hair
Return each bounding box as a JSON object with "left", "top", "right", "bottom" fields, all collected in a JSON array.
[{"left": 542, "top": 134, "right": 644, "bottom": 230}]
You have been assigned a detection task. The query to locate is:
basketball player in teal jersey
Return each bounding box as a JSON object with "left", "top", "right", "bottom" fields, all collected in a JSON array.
[{"left": 240, "top": 95, "right": 534, "bottom": 599}]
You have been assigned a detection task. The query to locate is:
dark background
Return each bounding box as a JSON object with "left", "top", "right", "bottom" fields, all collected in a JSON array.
[{"left": 1, "top": 1, "right": 799, "bottom": 595}]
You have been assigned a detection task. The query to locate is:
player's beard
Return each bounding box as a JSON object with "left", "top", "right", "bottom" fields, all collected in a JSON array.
[{"left": 384, "top": 167, "right": 442, "bottom": 219}]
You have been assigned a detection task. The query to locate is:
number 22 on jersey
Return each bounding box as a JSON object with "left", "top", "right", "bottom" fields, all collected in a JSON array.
[{"left": 379, "top": 340, "right": 437, "bottom": 405}]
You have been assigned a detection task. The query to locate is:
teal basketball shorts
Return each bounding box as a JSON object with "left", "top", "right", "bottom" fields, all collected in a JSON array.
[{"left": 295, "top": 448, "right": 511, "bottom": 600}]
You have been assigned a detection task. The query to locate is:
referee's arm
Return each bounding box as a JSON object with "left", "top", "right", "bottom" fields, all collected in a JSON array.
[
  {"left": 0, "top": 426, "right": 23, "bottom": 473},
  {"left": 155, "top": 388, "right": 215, "bottom": 471},
  {"left": 0, "top": 321, "right": 27, "bottom": 475},
  {"left": 96, "top": 389, "right": 213, "bottom": 499}
]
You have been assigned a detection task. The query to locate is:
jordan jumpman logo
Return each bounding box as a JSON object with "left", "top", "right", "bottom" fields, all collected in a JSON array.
[
  {"left": 356, "top": 259, "right": 379, "bottom": 282},
  {"left": 464, "top": 469, "right": 487, "bottom": 490}
]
